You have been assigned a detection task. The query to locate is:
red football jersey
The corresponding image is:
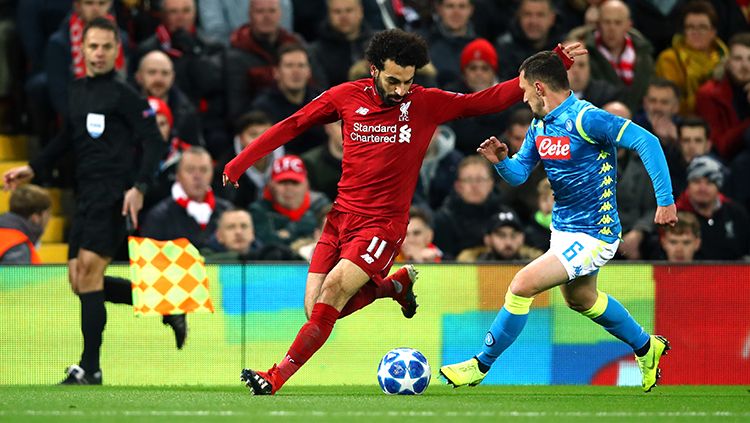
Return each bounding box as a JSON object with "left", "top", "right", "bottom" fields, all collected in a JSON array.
[{"left": 225, "top": 77, "right": 523, "bottom": 222}]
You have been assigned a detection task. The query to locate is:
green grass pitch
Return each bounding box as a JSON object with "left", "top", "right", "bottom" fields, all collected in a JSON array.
[{"left": 1, "top": 385, "right": 748, "bottom": 422}]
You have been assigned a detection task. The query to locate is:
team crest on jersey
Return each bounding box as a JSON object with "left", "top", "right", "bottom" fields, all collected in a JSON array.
[
  {"left": 536, "top": 136, "right": 571, "bottom": 160},
  {"left": 399, "top": 101, "right": 411, "bottom": 121},
  {"left": 565, "top": 119, "right": 574, "bottom": 132},
  {"left": 86, "top": 113, "right": 105, "bottom": 139}
]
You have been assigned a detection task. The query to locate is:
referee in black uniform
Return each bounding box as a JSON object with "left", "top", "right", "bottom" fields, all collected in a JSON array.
[{"left": 4, "top": 18, "right": 169, "bottom": 385}]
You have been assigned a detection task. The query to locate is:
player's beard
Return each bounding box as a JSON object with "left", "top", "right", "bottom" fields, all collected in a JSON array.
[{"left": 373, "top": 76, "right": 403, "bottom": 107}]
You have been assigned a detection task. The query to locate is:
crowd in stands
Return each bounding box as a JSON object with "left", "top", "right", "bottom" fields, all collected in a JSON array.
[{"left": 2, "top": 0, "right": 750, "bottom": 264}]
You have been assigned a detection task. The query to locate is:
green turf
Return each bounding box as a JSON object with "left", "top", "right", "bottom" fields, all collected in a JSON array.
[{"left": 0, "top": 385, "right": 748, "bottom": 422}]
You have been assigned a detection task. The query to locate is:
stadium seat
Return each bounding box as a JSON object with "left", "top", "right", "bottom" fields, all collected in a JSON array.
[
  {"left": 0, "top": 135, "right": 27, "bottom": 161},
  {"left": 37, "top": 243, "right": 69, "bottom": 264},
  {"left": 41, "top": 216, "right": 65, "bottom": 243}
]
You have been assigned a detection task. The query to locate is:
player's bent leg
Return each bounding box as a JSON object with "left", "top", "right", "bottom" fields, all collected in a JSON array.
[
  {"left": 441, "top": 253, "right": 568, "bottom": 388},
  {"left": 241, "top": 260, "right": 370, "bottom": 395},
  {"left": 304, "top": 273, "right": 326, "bottom": 320},
  {"left": 566, "top": 276, "right": 669, "bottom": 392}
]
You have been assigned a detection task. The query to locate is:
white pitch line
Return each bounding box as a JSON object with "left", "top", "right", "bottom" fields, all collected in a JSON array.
[{"left": 0, "top": 410, "right": 748, "bottom": 418}]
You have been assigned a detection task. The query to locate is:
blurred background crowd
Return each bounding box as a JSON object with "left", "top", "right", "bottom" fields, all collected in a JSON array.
[{"left": 1, "top": 0, "right": 749, "bottom": 264}]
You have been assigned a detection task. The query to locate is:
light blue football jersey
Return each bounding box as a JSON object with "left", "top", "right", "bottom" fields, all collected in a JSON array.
[{"left": 495, "top": 93, "right": 673, "bottom": 243}]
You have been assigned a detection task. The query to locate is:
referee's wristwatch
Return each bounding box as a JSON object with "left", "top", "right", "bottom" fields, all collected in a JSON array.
[{"left": 133, "top": 182, "right": 148, "bottom": 196}]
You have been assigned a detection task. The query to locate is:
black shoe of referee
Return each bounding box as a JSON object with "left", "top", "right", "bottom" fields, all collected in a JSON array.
[{"left": 163, "top": 314, "right": 188, "bottom": 349}]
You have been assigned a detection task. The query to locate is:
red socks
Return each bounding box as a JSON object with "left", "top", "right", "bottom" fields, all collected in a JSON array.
[
  {"left": 338, "top": 276, "right": 397, "bottom": 319},
  {"left": 275, "top": 303, "right": 340, "bottom": 385}
]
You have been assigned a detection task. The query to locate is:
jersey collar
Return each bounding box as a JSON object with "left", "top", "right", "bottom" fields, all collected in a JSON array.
[{"left": 543, "top": 91, "right": 577, "bottom": 123}]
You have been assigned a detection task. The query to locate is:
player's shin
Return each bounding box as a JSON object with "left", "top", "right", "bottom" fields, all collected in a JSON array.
[
  {"left": 582, "top": 290, "right": 650, "bottom": 351},
  {"left": 275, "top": 303, "right": 341, "bottom": 387},
  {"left": 476, "top": 290, "right": 533, "bottom": 370}
]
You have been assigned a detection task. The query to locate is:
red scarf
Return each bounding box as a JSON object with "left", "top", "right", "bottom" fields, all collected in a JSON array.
[
  {"left": 263, "top": 187, "right": 311, "bottom": 222},
  {"left": 70, "top": 13, "right": 125, "bottom": 79},
  {"left": 156, "top": 24, "right": 197, "bottom": 58},
  {"left": 172, "top": 182, "right": 216, "bottom": 230},
  {"left": 595, "top": 31, "right": 636, "bottom": 86}
]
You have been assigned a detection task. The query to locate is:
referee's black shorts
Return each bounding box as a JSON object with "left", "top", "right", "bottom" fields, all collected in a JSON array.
[{"left": 68, "top": 181, "right": 128, "bottom": 260}]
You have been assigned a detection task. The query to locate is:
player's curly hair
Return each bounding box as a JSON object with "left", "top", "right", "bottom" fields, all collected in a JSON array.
[{"left": 365, "top": 29, "right": 430, "bottom": 71}]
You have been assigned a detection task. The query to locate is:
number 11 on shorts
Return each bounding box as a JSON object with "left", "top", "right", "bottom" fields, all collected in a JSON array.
[{"left": 361, "top": 236, "right": 387, "bottom": 264}]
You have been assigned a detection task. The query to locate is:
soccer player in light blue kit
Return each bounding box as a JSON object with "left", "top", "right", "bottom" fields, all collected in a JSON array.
[{"left": 440, "top": 50, "right": 679, "bottom": 393}]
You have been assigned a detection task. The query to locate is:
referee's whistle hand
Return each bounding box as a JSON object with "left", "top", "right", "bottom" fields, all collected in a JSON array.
[
  {"left": 3, "top": 165, "right": 34, "bottom": 190},
  {"left": 222, "top": 173, "right": 239, "bottom": 188}
]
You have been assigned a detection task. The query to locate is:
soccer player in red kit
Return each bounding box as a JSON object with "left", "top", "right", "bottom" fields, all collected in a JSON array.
[{"left": 223, "top": 29, "right": 586, "bottom": 395}]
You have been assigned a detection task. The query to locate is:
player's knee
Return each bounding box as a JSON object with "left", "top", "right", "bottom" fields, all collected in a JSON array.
[
  {"left": 565, "top": 297, "right": 591, "bottom": 313},
  {"left": 318, "top": 278, "right": 348, "bottom": 305},
  {"left": 509, "top": 269, "right": 536, "bottom": 298}
]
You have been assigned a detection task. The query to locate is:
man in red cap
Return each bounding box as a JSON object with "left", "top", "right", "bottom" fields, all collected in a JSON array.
[
  {"left": 249, "top": 155, "right": 331, "bottom": 247},
  {"left": 446, "top": 38, "right": 507, "bottom": 155}
]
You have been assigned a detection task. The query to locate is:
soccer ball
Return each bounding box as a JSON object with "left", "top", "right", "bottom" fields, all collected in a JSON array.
[{"left": 377, "top": 348, "right": 431, "bottom": 395}]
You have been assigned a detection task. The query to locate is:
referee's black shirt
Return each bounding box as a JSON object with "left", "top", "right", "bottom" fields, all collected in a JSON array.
[{"left": 30, "top": 71, "right": 165, "bottom": 193}]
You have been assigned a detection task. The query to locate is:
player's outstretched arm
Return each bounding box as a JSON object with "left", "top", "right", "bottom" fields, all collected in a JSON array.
[
  {"left": 655, "top": 204, "right": 678, "bottom": 227},
  {"left": 476, "top": 136, "right": 508, "bottom": 164}
]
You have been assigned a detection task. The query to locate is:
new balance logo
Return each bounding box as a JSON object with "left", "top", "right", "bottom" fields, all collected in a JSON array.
[{"left": 355, "top": 107, "right": 369, "bottom": 115}]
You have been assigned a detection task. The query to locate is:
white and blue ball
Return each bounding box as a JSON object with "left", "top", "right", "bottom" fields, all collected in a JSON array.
[{"left": 377, "top": 348, "right": 431, "bottom": 395}]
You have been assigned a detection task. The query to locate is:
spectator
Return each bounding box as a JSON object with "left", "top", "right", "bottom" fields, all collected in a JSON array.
[
  {"left": 422, "top": 0, "right": 477, "bottom": 87},
  {"left": 310, "top": 0, "right": 374, "bottom": 86},
  {"left": 495, "top": 0, "right": 562, "bottom": 81},
  {"left": 458, "top": 209, "right": 543, "bottom": 262},
  {"left": 213, "top": 110, "right": 284, "bottom": 208},
  {"left": 584, "top": 0, "right": 654, "bottom": 112},
  {"left": 695, "top": 32, "right": 750, "bottom": 160},
  {"left": 568, "top": 45, "right": 621, "bottom": 106},
  {"left": 675, "top": 155, "right": 750, "bottom": 260},
  {"left": 445, "top": 38, "right": 510, "bottom": 155},
  {"left": 433, "top": 155, "right": 504, "bottom": 259},
  {"left": 45, "top": 0, "right": 127, "bottom": 116},
  {"left": 134, "top": 0, "right": 225, "bottom": 154},
  {"left": 134, "top": 50, "right": 203, "bottom": 146},
  {"left": 727, "top": 149, "right": 750, "bottom": 215},
  {"left": 655, "top": 1, "right": 728, "bottom": 115},
  {"left": 302, "top": 120, "right": 343, "bottom": 203},
  {"left": 632, "top": 0, "right": 747, "bottom": 56},
  {"left": 525, "top": 177, "right": 552, "bottom": 251},
  {"left": 668, "top": 117, "right": 718, "bottom": 197},
  {"left": 251, "top": 44, "right": 327, "bottom": 155},
  {"left": 0, "top": 184, "right": 51, "bottom": 264},
  {"left": 496, "top": 108, "right": 545, "bottom": 223},
  {"left": 415, "top": 125, "right": 464, "bottom": 210},
  {"left": 226, "top": 0, "right": 311, "bottom": 117},
  {"left": 198, "top": 0, "right": 293, "bottom": 46},
  {"left": 200, "top": 208, "right": 262, "bottom": 260},
  {"left": 657, "top": 210, "right": 702, "bottom": 262},
  {"left": 141, "top": 96, "right": 196, "bottom": 211},
  {"left": 17, "top": 0, "right": 69, "bottom": 139},
  {"left": 633, "top": 78, "right": 681, "bottom": 148},
  {"left": 141, "top": 146, "right": 233, "bottom": 249},
  {"left": 250, "top": 155, "right": 332, "bottom": 247},
  {"left": 395, "top": 206, "right": 443, "bottom": 263}
]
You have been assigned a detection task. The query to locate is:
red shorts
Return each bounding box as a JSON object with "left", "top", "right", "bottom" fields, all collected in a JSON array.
[{"left": 309, "top": 208, "right": 407, "bottom": 279}]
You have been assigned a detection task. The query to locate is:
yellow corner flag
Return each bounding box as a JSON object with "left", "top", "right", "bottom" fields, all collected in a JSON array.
[{"left": 128, "top": 236, "right": 214, "bottom": 317}]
